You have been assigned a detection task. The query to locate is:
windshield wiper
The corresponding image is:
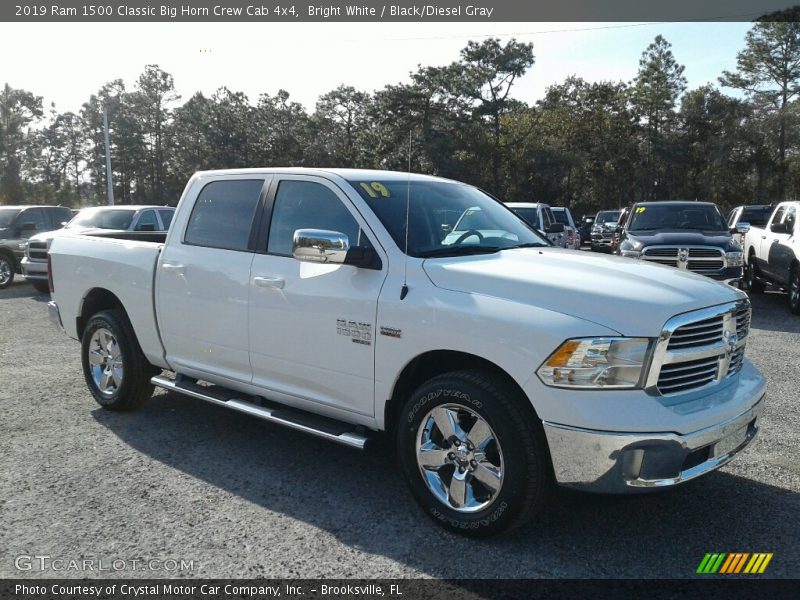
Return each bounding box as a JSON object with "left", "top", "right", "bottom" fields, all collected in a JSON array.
[
  {"left": 503, "top": 242, "right": 547, "bottom": 250},
  {"left": 418, "top": 246, "right": 502, "bottom": 258}
]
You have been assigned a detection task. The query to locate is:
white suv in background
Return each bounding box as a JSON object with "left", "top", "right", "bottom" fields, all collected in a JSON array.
[
  {"left": 505, "top": 202, "right": 567, "bottom": 247},
  {"left": 551, "top": 207, "right": 581, "bottom": 250}
]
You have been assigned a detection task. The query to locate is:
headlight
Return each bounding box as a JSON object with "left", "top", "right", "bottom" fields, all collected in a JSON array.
[
  {"left": 620, "top": 250, "right": 641, "bottom": 259},
  {"left": 725, "top": 251, "right": 744, "bottom": 267},
  {"left": 537, "top": 337, "right": 651, "bottom": 389}
]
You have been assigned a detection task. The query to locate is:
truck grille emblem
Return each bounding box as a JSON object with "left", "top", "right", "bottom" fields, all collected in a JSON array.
[{"left": 678, "top": 248, "right": 689, "bottom": 263}]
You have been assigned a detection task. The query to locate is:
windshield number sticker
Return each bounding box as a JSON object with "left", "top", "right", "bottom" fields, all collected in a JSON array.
[
  {"left": 359, "top": 182, "right": 391, "bottom": 198},
  {"left": 636, "top": 207, "right": 646, "bottom": 213}
]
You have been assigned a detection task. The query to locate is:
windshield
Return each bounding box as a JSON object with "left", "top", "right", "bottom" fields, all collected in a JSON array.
[
  {"left": 0, "top": 209, "right": 21, "bottom": 228},
  {"left": 629, "top": 204, "right": 727, "bottom": 232},
  {"left": 595, "top": 211, "right": 620, "bottom": 224},
  {"left": 551, "top": 209, "right": 570, "bottom": 226},
  {"left": 348, "top": 179, "right": 548, "bottom": 257},
  {"left": 68, "top": 208, "right": 136, "bottom": 230},
  {"left": 510, "top": 207, "right": 541, "bottom": 230},
  {"left": 740, "top": 206, "right": 773, "bottom": 227}
]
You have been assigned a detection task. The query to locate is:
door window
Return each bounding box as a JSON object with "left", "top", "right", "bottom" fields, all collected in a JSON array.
[
  {"left": 135, "top": 210, "right": 158, "bottom": 231},
  {"left": 158, "top": 209, "right": 174, "bottom": 229},
  {"left": 184, "top": 180, "right": 264, "bottom": 251},
  {"left": 784, "top": 207, "right": 797, "bottom": 233},
  {"left": 267, "top": 180, "right": 362, "bottom": 256},
  {"left": 770, "top": 207, "right": 786, "bottom": 232},
  {"left": 19, "top": 209, "right": 46, "bottom": 235}
]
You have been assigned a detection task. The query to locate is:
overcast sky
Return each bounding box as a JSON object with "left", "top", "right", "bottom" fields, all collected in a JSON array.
[{"left": 0, "top": 21, "right": 753, "bottom": 114}]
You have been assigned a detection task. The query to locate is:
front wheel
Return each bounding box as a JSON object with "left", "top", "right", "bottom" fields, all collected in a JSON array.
[
  {"left": 745, "top": 259, "right": 765, "bottom": 294},
  {"left": 789, "top": 266, "right": 800, "bottom": 315},
  {"left": 32, "top": 281, "right": 50, "bottom": 294},
  {"left": 81, "top": 309, "right": 156, "bottom": 411},
  {"left": 0, "top": 254, "right": 14, "bottom": 289},
  {"left": 397, "top": 371, "right": 552, "bottom": 537}
]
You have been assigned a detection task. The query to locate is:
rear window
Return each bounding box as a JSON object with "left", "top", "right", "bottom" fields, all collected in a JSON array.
[
  {"left": 739, "top": 206, "right": 773, "bottom": 227},
  {"left": 184, "top": 180, "right": 263, "bottom": 251}
]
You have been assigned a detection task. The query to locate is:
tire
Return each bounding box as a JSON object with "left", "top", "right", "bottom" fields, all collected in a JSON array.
[
  {"left": 32, "top": 281, "right": 50, "bottom": 294},
  {"left": 745, "top": 259, "right": 765, "bottom": 294},
  {"left": 81, "top": 309, "right": 156, "bottom": 411},
  {"left": 789, "top": 265, "right": 800, "bottom": 315},
  {"left": 0, "top": 254, "right": 14, "bottom": 289},
  {"left": 397, "top": 370, "right": 552, "bottom": 538}
]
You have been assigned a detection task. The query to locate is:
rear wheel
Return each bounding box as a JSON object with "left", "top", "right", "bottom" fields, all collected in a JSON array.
[
  {"left": 789, "top": 265, "right": 800, "bottom": 315},
  {"left": 746, "top": 259, "right": 765, "bottom": 294},
  {"left": 81, "top": 309, "right": 156, "bottom": 411},
  {"left": 0, "top": 254, "right": 14, "bottom": 289},
  {"left": 397, "top": 371, "right": 552, "bottom": 537}
]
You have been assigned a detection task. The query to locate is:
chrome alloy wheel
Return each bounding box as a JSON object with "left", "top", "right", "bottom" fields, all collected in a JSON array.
[
  {"left": 415, "top": 404, "right": 504, "bottom": 513},
  {"left": 87, "top": 327, "right": 123, "bottom": 396},
  {"left": 0, "top": 258, "right": 11, "bottom": 286}
]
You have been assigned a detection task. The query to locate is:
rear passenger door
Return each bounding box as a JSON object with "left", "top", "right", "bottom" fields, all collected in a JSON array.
[
  {"left": 769, "top": 206, "right": 796, "bottom": 284},
  {"left": 247, "top": 175, "right": 387, "bottom": 417},
  {"left": 156, "top": 177, "right": 269, "bottom": 384}
]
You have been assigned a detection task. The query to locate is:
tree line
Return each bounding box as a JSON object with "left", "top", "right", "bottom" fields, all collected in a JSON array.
[{"left": 1, "top": 19, "right": 799, "bottom": 218}]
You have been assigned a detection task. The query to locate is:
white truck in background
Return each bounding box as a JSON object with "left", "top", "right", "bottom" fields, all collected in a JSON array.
[
  {"left": 48, "top": 168, "right": 765, "bottom": 537},
  {"left": 743, "top": 200, "right": 800, "bottom": 314}
]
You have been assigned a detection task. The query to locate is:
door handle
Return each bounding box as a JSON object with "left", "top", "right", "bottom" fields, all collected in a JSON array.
[
  {"left": 254, "top": 275, "right": 285, "bottom": 289},
  {"left": 161, "top": 263, "right": 185, "bottom": 275}
]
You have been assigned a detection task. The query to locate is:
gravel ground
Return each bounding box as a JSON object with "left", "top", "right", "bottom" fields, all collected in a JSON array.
[{"left": 1, "top": 278, "right": 798, "bottom": 579}]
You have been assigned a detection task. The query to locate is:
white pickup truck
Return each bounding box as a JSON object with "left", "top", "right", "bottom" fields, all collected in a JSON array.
[
  {"left": 48, "top": 168, "right": 766, "bottom": 537},
  {"left": 743, "top": 200, "right": 800, "bottom": 314}
]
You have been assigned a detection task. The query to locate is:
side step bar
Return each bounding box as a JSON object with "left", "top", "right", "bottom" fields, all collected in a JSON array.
[{"left": 150, "top": 375, "right": 370, "bottom": 450}]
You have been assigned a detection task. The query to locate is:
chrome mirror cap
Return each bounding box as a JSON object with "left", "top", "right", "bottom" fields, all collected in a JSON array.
[
  {"left": 736, "top": 222, "right": 750, "bottom": 234},
  {"left": 292, "top": 229, "right": 350, "bottom": 264}
]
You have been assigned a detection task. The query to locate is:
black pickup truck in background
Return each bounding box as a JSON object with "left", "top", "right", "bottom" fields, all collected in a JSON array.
[{"left": 615, "top": 201, "right": 748, "bottom": 285}]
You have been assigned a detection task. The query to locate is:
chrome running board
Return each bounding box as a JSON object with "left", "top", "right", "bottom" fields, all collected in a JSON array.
[{"left": 150, "top": 375, "right": 370, "bottom": 450}]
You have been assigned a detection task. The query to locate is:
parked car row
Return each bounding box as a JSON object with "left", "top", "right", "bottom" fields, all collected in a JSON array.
[{"left": 0, "top": 205, "right": 174, "bottom": 291}]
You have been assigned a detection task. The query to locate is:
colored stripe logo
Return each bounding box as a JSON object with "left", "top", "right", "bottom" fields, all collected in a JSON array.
[{"left": 697, "top": 553, "right": 773, "bottom": 574}]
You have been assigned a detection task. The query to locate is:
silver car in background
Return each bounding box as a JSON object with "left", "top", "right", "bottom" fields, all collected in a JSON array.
[{"left": 551, "top": 207, "right": 581, "bottom": 250}]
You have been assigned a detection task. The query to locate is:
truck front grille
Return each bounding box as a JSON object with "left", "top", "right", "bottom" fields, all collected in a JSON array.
[
  {"left": 641, "top": 246, "right": 725, "bottom": 273},
  {"left": 27, "top": 241, "right": 48, "bottom": 261},
  {"left": 649, "top": 300, "right": 750, "bottom": 396}
]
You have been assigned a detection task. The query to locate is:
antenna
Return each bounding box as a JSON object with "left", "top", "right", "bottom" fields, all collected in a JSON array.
[{"left": 400, "top": 129, "right": 411, "bottom": 300}]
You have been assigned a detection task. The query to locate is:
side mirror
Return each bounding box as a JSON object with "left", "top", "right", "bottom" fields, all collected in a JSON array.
[
  {"left": 734, "top": 222, "right": 750, "bottom": 235},
  {"left": 136, "top": 223, "right": 156, "bottom": 232},
  {"left": 441, "top": 224, "right": 452, "bottom": 234},
  {"left": 293, "top": 229, "right": 350, "bottom": 265},
  {"left": 770, "top": 222, "right": 787, "bottom": 234},
  {"left": 546, "top": 223, "right": 565, "bottom": 234},
  {"left": 19, "top": 222, "right": 37, "bottom": 233}
]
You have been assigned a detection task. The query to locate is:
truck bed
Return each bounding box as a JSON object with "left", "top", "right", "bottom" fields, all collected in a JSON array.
[{"left": 49, "top": 234, "right": 167, "bottom": 368}]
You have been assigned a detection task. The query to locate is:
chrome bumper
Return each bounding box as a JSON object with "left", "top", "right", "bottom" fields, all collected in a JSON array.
[
  {"left": 20, "top": 257, "right": 48, "bottom": 281},
  {"left": 544, "top": 394, "right": 765, "bottom": 493},
  {"left": 48, "top": 300, "right": 63, "bottom": 331}
]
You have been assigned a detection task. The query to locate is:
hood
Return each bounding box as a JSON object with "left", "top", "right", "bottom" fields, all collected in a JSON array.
[
  {"left": 422, "top": 248, "right": 745, "bottom": 336},
  {"left": 625, "top": 231, "right": 735, "bottom": 249}
]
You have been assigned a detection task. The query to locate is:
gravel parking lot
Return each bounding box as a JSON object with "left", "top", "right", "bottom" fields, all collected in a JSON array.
[{"left": 1, "top": 278, "right": 798, "bottom": 579}]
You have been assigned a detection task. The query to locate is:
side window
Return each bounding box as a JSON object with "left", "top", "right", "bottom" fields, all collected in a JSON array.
[
  {"left": 49, "top": 208, "right": 72, "bottom": 228},
  {"left": 785, "top": 207, "right": 797, "bottom": 232},
  {"left": 158, "top": 209, "right": 174, "bottom": 230},
  {"left": 268, "top": 180, "right": 361, "bottom": 256},
  {"left": 771, "top": 207, "right": 786, "bottom": 232},
  {"left": 135, "top": 210, "right": 157, "bottom": 231},
  {"left": 541, "top": 208, "right": 553, "bottom": 229},
  {"left": 185, "top": 179, "right": 264, "bottom": 251},
  {"left": 20, "top": 209, "right": 46, "bottom": 234}
]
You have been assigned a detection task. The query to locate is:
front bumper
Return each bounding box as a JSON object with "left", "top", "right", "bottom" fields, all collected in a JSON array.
[
  {"left": 48, "top": 300, "right": 64, "bottom": 331},
  {"left": 544, "top": 391, "right": 765, "bottom": 493},
  {"left": 20, "top": 257, "right": 48, "bottom": 281}
]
